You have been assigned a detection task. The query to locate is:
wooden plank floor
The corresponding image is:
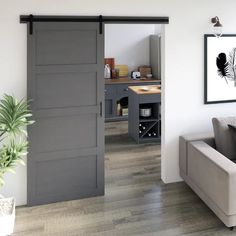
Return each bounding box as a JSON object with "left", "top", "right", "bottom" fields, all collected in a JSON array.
[{"left": 13, "top": 121, "right": 232, "bottom": 235}]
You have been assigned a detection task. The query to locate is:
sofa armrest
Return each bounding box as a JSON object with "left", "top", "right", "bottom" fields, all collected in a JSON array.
[
  {"left": 179, "top": 133, "right": 215, "bottom": 175},
  {"left": 188, "top": 140, "right": 236, "bottom": 215}
]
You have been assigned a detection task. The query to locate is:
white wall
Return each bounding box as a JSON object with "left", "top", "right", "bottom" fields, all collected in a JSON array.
[
  {"left": 1, "top": 0, "right": 236, "bottom": 205},
  {"left": 105, "top": 24, "right": 161, "bottom": 72}
]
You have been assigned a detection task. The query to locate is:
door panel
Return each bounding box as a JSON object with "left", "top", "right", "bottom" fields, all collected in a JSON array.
[
  {"left": 33, "top": 114, "right": 97, "bottom": 152},
  {"left": 36, "top": 30, "right": 97, "bottom": 65},
  {"left": 36, "top": 72, "right": 97, "bottom": 108},
  {"left": 27, "top": 22, "right": 104, "bottom": 206},
  {"left": 36, "top": 155, "right": 97, "bottom": 195}
]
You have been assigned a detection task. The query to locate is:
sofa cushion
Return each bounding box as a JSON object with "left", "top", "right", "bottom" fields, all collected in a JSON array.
[
  {"left": 212, "top": 117, "right": 236, "bottom": 160},
  {"left": 228, "top": 124, "right": 236, "bottom": 146}
]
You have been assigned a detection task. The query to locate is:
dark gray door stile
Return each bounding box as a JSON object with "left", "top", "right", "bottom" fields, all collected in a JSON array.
[{"left": 27, "top": 22, "right": 104, "bottom": 206}]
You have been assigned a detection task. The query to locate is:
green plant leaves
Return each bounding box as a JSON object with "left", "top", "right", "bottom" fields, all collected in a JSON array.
[
  {"left": 0, "top": 94, "right": 34, "bottom": 187},
  {"left": 0, "top": 94, "right": 34, "bottom": 137}
]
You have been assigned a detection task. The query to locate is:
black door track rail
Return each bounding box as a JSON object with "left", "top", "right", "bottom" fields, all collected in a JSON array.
[{"left": 20, "top": 15, "right": 169, "bottom": 35}]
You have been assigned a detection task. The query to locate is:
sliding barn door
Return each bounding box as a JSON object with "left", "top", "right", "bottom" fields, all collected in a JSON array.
[{"left": 27, "top": 22, "right": 104, "bottom": 206}]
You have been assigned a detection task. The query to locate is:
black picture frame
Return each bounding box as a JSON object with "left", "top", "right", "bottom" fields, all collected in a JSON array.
[{"left": 204, "top": 34, "right": 236, "bottom": 104}]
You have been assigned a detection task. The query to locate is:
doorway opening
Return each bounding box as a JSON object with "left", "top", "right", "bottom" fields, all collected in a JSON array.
[{"left": 104, "top": 23, "right": 163, "bottom": 192}]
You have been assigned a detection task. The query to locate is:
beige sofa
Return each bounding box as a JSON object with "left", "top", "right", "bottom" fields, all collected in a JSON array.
[{"left": 180, "top": 132, "right": 236, "bottom": 228}]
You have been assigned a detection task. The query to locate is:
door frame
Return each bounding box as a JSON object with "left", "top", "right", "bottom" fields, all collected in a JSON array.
[{"left": 102, "top": 21, "right": 166, "bottom": 181}]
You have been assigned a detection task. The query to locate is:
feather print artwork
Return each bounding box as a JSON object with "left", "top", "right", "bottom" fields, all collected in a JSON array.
[
  {"left": 216, "top": 48, "right": 236, "bottom": 86},
  {"left": 216, "top": 53, "right": 229, "bottom": 84},
  {"left": 227, "top": 48, "right": 236, "bottom": 86},
  {"left": 205, "top": 35, "right": 236, "bottom": 103}
]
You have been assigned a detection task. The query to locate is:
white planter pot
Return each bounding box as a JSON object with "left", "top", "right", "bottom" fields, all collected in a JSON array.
[{"left": 0, "top": 195, "right": 15, "bottom": 236}]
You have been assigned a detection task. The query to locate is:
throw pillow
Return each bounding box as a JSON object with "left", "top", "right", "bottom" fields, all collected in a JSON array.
[
  {"left": 228, "top": 124, "right": 236, "bottom": 146},
  {"left": 212, "top": 117, "right": 236, "bottom": 160}
]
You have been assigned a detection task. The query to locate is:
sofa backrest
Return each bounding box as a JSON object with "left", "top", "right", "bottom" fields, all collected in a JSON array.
[{"left": 212, "top": 117, "right": 236, "bottom": 160}]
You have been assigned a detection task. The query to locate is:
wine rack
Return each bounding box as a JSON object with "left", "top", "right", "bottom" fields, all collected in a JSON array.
[
  {"left": 138, "top": 113, "right": 161, "bottom": 142},
  {"left": 139, "top": 120, "right": 160, "bottom": 139}
]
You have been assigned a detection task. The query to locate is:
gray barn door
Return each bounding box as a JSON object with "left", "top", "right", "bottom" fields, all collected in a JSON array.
[{"left": 27, "top": 22, "right": 104, "bottom": 206}]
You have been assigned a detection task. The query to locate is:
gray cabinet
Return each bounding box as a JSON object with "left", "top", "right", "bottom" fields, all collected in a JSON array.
[
  {"left": 105, "top": 79, "right": 160, "bottom": 122},
  {"left": 104, "top": 86, "right": 115, "bottom": 118},
  {"left": 128, "top": 87, "right": 161, "bottom": 143}
]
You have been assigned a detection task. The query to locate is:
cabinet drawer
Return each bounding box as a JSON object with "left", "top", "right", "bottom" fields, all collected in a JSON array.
[
  {"left": 139, "top": 93, "right": 161, "bottom": 104},
  {"left": 116, "top": 85, "right": 129, "bottom": 98},
  {"left": 105, "top": 85, "right": 115, "bottom": 99}
]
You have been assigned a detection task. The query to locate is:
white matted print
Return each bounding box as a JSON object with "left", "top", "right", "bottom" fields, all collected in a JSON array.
[{"left": 204, "top": 34, "right": 236, "bottom": 104}]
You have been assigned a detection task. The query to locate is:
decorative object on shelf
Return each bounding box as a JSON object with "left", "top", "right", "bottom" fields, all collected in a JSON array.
[
  {"left": 146, "top": 74, "right": 153, "bottom": 78},
  {"left": 104, "top": 64, "right": 111, "bottom": 79},
  {"left": 204, "top": 34, "right": 236, "bottom": 104},
  {"left": 140, "top": 107, "right": 152, "bottom": 117},
  {"left": 105, "top": 58, "right": 118, "bottom": 79},
  {"left": 111, "top": 68, "right": 119, "bottom": 79},
  {"left": 122, "top": 108, "right": 128, "bottom": 116},
  {"left": 115, "top": 65, "right": 129, "bottom": 77},
  {"left": 0, "top": 94, "right": 34, "bottom": 236},
  {"left": 138, "top": 66, "right": 152, "bottom": 77},
  {"left": 117, "top": 103, "right": 122, "bottom": 116},
  {"left": 104, "top": 58, "right": 115, "bottom": 70},
  {"left": 211, "top": 16, "right": 223, "bottom": 38},
  {"left": 131, "top": 71, "right": 141, "bottom": 79}
]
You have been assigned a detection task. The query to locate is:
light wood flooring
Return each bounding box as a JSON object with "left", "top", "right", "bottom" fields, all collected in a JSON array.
[{"left": 13, "top": 121, "right": 233, "bottom": 235}]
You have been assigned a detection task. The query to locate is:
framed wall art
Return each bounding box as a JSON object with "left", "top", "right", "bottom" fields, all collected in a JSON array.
[{"left": 204, "top": 34, "right": 236, "bottom": 104}]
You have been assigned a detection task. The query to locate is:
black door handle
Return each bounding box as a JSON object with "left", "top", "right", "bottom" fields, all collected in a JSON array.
[{"left": 100, "top": 102, "right": 103, "bottom": 117}]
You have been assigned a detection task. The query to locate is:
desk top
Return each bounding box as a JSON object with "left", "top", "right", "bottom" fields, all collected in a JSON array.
[
  {"left": 105, "top": 77, "right": 160, "bottom": 85},
  {"left": 129, "top": 85, "right": 161, "bottom": 95}
]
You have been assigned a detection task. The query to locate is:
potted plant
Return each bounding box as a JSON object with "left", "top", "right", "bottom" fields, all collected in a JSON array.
[{"left": 0, "top": 94, "right": 33, "bottom": 236}]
